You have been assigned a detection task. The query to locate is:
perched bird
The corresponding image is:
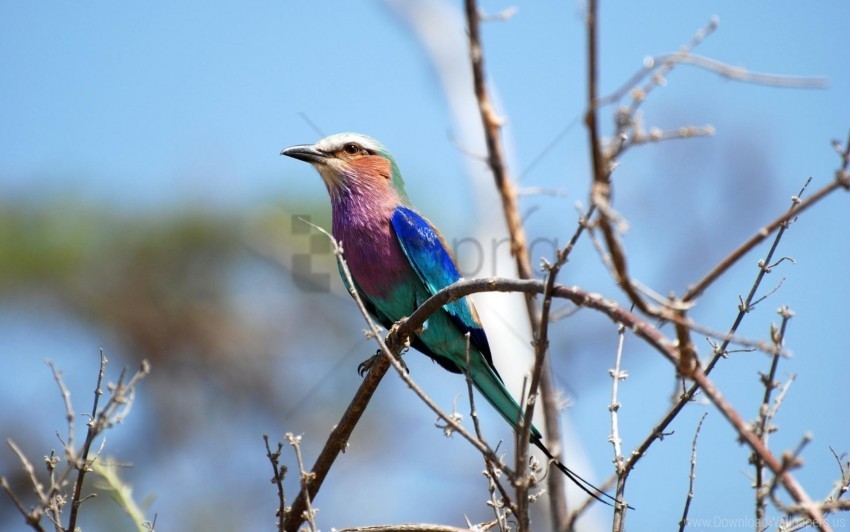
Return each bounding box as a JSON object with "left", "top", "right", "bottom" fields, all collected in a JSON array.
[{"left": 282, "top": 133, "right": 614, "bottom": 505}]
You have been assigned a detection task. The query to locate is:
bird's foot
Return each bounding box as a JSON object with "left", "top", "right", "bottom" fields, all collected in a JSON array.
[
  {"left": 357, "top": 349, "right": 409, "bottom": 377},
  {"left": 356, "top": 352, "right": 379, "bottom": 377}
]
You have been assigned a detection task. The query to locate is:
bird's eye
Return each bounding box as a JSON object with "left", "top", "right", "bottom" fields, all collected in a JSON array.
[{"left": 343, "top": 143, "right": 360, "bottom": 155}]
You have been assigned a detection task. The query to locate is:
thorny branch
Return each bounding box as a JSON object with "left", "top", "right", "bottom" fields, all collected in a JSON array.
[
  {"left": 684, "top": 178, "right": 842, "bottom": 302},
  {"left": 281, "top": 3, "right": 850, "bottom": 526},
  {"left": 678, "top": 413, "right": 708, "bottom": 532},
  {"left": 1, "top": 352, "right": 150, "bottom": 532},
  {"left": 601, "top": 44, "right": 828, "bottom": 110},
  {"left": 575, "top": 173, "right": 834, "bottom": 528},
  {"left": 286, "top": 433, "right": 317, "bottom": 532},
  {"left": 337, "top": 524, "right": 499, "bottom": 532},
  {"left": 609, "top": 323, "right": 628, "bottom": 532},
  {"left": 585, "top": 10, "right": 840, "bottom": 322},
  {"left": 608, "top": 17, "right": 720, "bottom": 160},
  {"left": 585, "top": 0, "right": 655, "bottom": 317},
  {"left": 754, "top": 307, "right": 795, "bottom": 530},
  {"left": 66, "top": 351, "right": 109, "bottom": 532},
  {"left": 263, "top": 435, "right": 287, "bottom": 532},
  {"left": 463, "top": 334, "right": 517, "bottom": 527},
  {"left": 464, "top": 0, "right": 568, "bottom": 527},
  {"left": 283, "top": 226, "right": 516, "bottom": 532},
  {"left": 585, "top": 0, "right": 850, "bottom": 526},
  {"left": 280, "top": 144, "right": 848, "bottom": 529},
  {"left": 395, "top": 276, "right": 829, "bottom": 527}
]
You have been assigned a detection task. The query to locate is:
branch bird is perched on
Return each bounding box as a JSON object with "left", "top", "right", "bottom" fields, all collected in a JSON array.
[{"left": 281, "top": 132, "right": 617, "bottom": 506}]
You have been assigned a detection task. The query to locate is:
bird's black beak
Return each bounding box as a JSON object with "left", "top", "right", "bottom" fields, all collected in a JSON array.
[{"left": 281, "top": 144, "right": 328, "bottom": 164}]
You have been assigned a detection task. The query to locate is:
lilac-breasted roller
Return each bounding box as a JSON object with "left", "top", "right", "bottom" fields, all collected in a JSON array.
[{"left": 282, "top": 133, "right": 613, "bottom": 505}]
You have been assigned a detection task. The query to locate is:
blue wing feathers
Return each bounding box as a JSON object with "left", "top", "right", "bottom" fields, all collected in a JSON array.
[
  {"left": 390, "top": 206, "right": 461, "bottom": 291},
  {"left": 391, "top": 206, "right": 501, "bottom": 380}
]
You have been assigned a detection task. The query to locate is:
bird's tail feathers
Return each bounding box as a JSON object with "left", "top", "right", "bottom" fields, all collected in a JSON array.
[
  {"left": 470, "top": 363, "right": 542, "bottom": 439},
  {"left": 468, "top": 357, "right": 630, "bottom": 509},
  {"left": 532, "top": 437, "right": 631, "bottom": 509}
]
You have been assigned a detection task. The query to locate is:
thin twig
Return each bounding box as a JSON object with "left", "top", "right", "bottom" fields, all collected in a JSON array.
[
  {"left": 652, "top": 52, "right": 828, "bottom": 88},
  {"left": 392, "top": 275, "right": 828, "bottom": 526},
  {"left": 601, "top": 48, "right": 827, "bottom": 108},
  {"left": 585, "top": 0, "right": 651, "bottom": 316},
  {"left": 689, "top": 366, "right": 827, "bottom": 529},
  {"left": 684, "top": 177, "right": 837, "bottom": 302},
  {"left": 47, "top": 361, "right": 76, "bottom": 456},
  {"left": 608, "top": 18, "right": 720, "bottom": 159},
  {"left": 565, "top": 473, "right": 618, "bottom": 530},
  {"left": 600, "top": 16, "right": 720, "bottom": 110},
  {"left": 828, "top": 446, "right": 849, "bottom": 501},
  {"left": 2, "top": 440, "right": 47, "bottom": 531},
  {"left": 66, "top": 350, "right": 109, "bottom": 531},
  {"left": 464, "top": 0, "right": 533, "bottom": 283},
  {"left": 337, "top": 523, "right": 499, "bottom": 532},
  {"left": 678, "top": 413, "right": 708, "bottom": 532},
  {"left": 283, "top": 226, "right": 513, "bottom": 532},
  {"left": 754, "top": 306, "right": 794, "bottom": 529},
  {"left": 286, "top": 434, "right": 317, "bottom": 532},
  {"left": 610, "top": 323, "right": 628, "bottom": 532},
  {"left": 263, "top": 435, "right": 287, "bottom": 532},
  {"left": 464, "top": 0, "right": 569, "bottom": 526},
  {"left": 616, "top": 177, "right": 815, "bottom": 495},
  {"left": 766, "top": 436, "right": 811, "bottom": 518},
  {"left": 463, "top": 333, "right": 516, "bottom": 526},
  {"left": 626, "top": 124, "right": 716, "bottom": 148},
  {"left": 519, "top": 206, "right": 597, "bottom": 526},
  {"left": 3, "top": 354, "right": 149, "bottom": 532}
]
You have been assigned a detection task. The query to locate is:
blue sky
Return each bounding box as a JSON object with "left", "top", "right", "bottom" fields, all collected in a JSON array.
[{"left": 1, "top": 1, "right": 849, "bottom": 530}]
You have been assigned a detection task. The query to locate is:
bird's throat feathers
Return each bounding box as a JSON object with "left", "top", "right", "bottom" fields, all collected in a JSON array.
[{"left": 325, "top": 153, "right": 410, "bottom": 208}]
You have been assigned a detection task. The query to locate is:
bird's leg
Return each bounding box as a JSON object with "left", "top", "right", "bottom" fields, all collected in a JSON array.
[
  {"left": 358, "top": 322, "right": 412, "bottom": 377},
  {"left": 357, "top": 348, "right": 409, "bottom": 376}
]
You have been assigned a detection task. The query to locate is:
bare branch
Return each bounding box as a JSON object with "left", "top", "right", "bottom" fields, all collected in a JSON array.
[
  {"left": 397, "top": 275, "right": 824, "bottom": 522},
  {"left": 263, "top": 435, "right": 287, "bottom": 532},
  {"left": 463, "top": 0, "right": 569, "bottom": 526},
  {"left": 2, "top": 440, "right": 47, "bottom": 531},
  {"left": 689, "top": 366, "right": 827, "bottom": 528},
  {"left": 678, "top": 413, "right": 708, "bottom": 532},
  {"left": 2, "top": 353, "right": 150, "bottom": 532},
  {"left": 391, "top": 275, "right": 832, "bottom": 526},
  {"left": 600, "top": 16, "right": 720, "bottom": 109},
  {"left": 47, "top": 360, "right": 76, "bottom": 458},
  {"left": 67, "top": 351, "right": 150, "bottom": 532},
  {"left": 754, "top": 306, "right": 795, "bottom": 527},
  {"left": 337, "top": 523, "right": 499, "bottom": 532},
  {"left": 610, "top": 323, "right": 629, "bottom": 532},
  {"left": 463, "top": 334, "right": 516, "bottom": 524},
  {"left": 286, "top": 433, "right": 317, "bottom": 532},
  {"left": 66, "top": 351, "right": 109, "bottom": 532},
  {"left": 684, "top": 176, "right": 839, "bottom": 302},
  {"left": 828, "top": 447, "right": 850, "bottom": 501},
  {"left": 603, "top": 50, "right": 827, "bottom": 108},
  {"left": 585, "top": 0, "right": 655, "bottom": 316},
  {"left": 616, "top": 174, "right": 824, "bottom": 505},
  {"left": 283, "top": 226, "right": 514, "bottom": 532}
]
